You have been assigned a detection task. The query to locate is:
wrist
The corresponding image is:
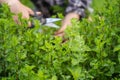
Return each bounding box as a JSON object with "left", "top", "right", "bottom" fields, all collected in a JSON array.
[
  {"left": 0, "top": 0, "right": 19, "bottom": 6},
  {"left": 66, "top": 12, "right": 79, "bottom": 20}
]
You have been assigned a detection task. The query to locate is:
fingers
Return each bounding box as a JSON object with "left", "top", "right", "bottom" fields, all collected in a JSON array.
[
  {"left": 23, "top": 5, "right": 41, "bottom": 16},
  {"left": 56, "top": 27, "right": 66, "bottom": 34},
  {"left": 13, "top": 15, "right": 19, "bottom": 24},
  {"left": 28, "top": 8, "right": 34, "bottom": 16},
  {"left": 22, "top": 13, "right": 32, "bottom": 27},
  {"left": 55, "top": 24, "right": 68, "bottom": 36},
  {"left": 24, "top": 6, "right": 34, "bottom": 16},
  {"left": 54, "top": 32, "right": 65, "bottom": 37}
]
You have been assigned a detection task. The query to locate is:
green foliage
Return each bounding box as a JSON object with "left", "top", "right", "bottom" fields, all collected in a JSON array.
[
  {"left": 0, "top": 0, "right": 120, "bottom": 80},
  {"left": 20, "top": 0, "right": 34, "bottom": 8}
]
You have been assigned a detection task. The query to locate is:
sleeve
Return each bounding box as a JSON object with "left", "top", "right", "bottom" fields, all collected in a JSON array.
[{"left": 65, "top": 0, "right": 93, "bottom": 18}]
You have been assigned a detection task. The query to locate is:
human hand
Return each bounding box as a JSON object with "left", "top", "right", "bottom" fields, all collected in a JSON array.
[
  {"left": 54, "top": 12, "right": 79, "bottom": 37},
  {"left": 0, "top": 0, "right": 41, "bottom": 27}
]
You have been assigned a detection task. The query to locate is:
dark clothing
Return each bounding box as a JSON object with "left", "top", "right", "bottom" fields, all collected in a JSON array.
[{"left": 31, "top": 0, "right": 93, "bottom": 18}]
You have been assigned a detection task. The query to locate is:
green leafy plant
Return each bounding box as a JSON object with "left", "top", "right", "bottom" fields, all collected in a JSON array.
[{"left": 0, "top": 0, "right": 120, "bottom": 80}]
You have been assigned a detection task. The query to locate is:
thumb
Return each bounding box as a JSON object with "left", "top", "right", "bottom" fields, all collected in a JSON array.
[
  {"left": 25, "top": 6, "right": 41, "bottom": 16},
  {"left": 25, "top": 6, "right": 34, "bottom": 16}
]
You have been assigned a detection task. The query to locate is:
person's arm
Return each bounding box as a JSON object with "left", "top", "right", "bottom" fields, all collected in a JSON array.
[{"left": 55, "top": 0, "right": 93, "bottom": 36}]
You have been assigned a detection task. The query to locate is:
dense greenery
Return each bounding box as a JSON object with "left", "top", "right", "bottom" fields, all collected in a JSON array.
[{"left": 0, "top": 0, "right": 120, "bottom": 80}]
